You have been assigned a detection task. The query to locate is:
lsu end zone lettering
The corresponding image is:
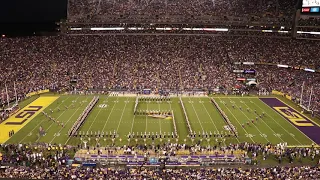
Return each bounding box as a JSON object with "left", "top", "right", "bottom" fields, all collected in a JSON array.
[
  {"left": 0, "top": 97, "right": 58, "bottom": 143},
  {"left": 273, "top": 107, "right": 313, "bottom": 127},
  {"left": 260, "top": 97, "right": 320, "bottom": 144}
]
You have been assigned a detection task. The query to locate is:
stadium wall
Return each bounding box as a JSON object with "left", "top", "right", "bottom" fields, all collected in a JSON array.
[{"left": 26, "top": 89, "right": 50, "bottom": 97}]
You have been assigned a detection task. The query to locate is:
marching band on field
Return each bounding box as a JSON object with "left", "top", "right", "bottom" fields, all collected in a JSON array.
[
  {"left": 72, "top": 129, "right": 239, "bottom": 142},
  {"left": 135, "top": 110, "right": 172, "bottom": 116},
  {"left": 138, "top": 96, "right": 171, "bottom": 102}
]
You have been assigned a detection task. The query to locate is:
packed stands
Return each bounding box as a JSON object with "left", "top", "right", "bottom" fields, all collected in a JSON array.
[
  {"left": 67, "top": 0, "right": 297, "bottom": 23},
  {"left": 0, "top": 143, "right": 319, "bottom": 179},
  {"left": 0, "top": 166, "right": 319, "bottom": 179},
  {"left": 2, "top": 0, "right": 320, "bottom": 178},
  {"left": 68, "top": 96, "right": 99, "bottom": 136},
  {"left": 0, "top": 35, "right": 319, "bottom": 112}
]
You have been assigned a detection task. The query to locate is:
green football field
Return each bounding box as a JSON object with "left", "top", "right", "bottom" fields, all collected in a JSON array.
[{"left": 5, "top": 94, "right": 320, "bottom": 147}]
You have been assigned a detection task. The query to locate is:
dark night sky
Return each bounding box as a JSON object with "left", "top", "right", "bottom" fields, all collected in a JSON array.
[{"left": 0, "top": 0, "right": 67, "bottom": 35}]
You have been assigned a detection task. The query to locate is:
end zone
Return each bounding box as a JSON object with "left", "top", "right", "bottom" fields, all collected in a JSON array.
[
  {"left": 260, "top": 97, "right": 320, "bottom": 145},
  {"left": 0, "top": 96, "right": 58, "bottom": 143}
]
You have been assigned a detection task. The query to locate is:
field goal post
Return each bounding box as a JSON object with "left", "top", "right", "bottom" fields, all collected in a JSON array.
[{"left": 299, "top": 81, "right": 314, "bottom": 113}]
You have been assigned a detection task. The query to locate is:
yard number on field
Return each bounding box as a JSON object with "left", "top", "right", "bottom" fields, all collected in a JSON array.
[
  {"left": 260, "top": 133, "right": 267, "bottom": 138},
  {"left": 99, "top": 104, "right": 108, "bottom": 108},
  {"left": 245, "top": 133, "right": 254, "bottom": 138},
  {"left": 274, "top": 133, "right": 282, "bottom": 138}
]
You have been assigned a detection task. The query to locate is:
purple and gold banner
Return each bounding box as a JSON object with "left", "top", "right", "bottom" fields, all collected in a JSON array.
[{"left": 260, "top": 98, "right": 320, "bottom": 144}]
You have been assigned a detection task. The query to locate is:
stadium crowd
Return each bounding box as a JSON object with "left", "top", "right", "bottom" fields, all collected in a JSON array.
[
  {"left": 67, "top": 0, "right": 296, "bottom": 23},
  {"left": 0, "top": 142, "right": 319, "bottom": 179},
  {"left": 0, "top": 166, "right": 319, "bottom": 179},
  {"left": 1, "top": 35, "right": 319, "bottom": 113}
]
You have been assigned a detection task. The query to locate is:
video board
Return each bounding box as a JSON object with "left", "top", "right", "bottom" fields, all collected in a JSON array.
[{"left": 302, "top": 0, "right": 320, "bottom": 13}]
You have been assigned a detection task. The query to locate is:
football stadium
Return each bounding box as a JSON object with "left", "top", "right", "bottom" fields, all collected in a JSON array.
[{"left": 0, "top": 0, "right": 320, "bottom": 179}]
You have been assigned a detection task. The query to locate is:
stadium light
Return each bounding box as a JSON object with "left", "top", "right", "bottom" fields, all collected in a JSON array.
[
  {"left": 70, "top": 28, "right": 82, "bottom": 30},
  {"left": 90, "top": 27, "right": 125, "bottom": 31},
  {"left": 297, "top": 31, "right": 320, "bottom": 35},
  {"left": 277, "top": 64, "right": 289, "bottom": 68}
]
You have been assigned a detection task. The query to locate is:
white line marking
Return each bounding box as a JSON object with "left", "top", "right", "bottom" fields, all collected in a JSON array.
[
  {"left": 116, "top": 97, "right": 130, "bottom": 132},
  {"left": 87, "top": 100, "right": 108, "bottom": 132},
  {"left": 158, "top": 99, "right": 162, "bottom": 133},
  {"left": 18, "top": 96, "right": 71, "bottom": 143},
  {"left": 49, "top": 97, "right": 90, "bottom": 144},
  {"left": 101, "top": 96, "right": 120, "bottom": 132},
  {"left": 238, "top": 97, "right": 285, "bottom": 143},
  {"left": 187, "top": 97, "right": 204, "bottom": 132},
  {"left": 42, "top": 97, "right": 82, "bottom": 137},
  {"left": 258, "top": 99, "right": 312, "bottom": 145},
  {"left": 204, "top": 97, "right": 240, "bottom": 143},
  {"left": 229, "top": 98, "right": 269, "bottom": 142},
  {"left": 217, "top": 97, "right": 255, "bottom": 143},
  {"left": 145, "top": 103, "right": 148, "bottom": 132}
]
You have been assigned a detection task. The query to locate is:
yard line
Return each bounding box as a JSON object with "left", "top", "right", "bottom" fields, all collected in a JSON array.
[
  {"left": 86, "top": 97, "right": 108, "bottom": 132},
  {"left": 66, "top": 96, "right": 110, "bottom": 145},
  {"left": 158, "top": 99, "right": 162, "bottom": 133},
  {"left": 130, "top": 98, "right": 138, "bottom": 134},
  {"left": 101, "top": 96, "right": 120, "bottom": 133},
  {"left": 187, "top": 97, "right": 204, "bottom": 132},
  {"left": 200, "top": 98, "right": 230, "bottom": 145},
  {"left": 238, "top": 98, "right": 285, "bottom": 143},
  {"left": 203, "top": 97, "right": 240, "bottom": 143},
  {"left": 200, "top": 98, "right": 219, "bottom": 132},
  {"left": 49, "top": 97, "right": 90, "bottom": 144},
  {"left": 255, "top": 100, "right": 306, "bottom": 146},
  {"left": 228, "top": 98, "right": 269, "bottom": 142},
  {"left": 115, "top": 97, "right": 130, "bottom": 132},
  {"left": 37, "top": 97, "right": 81, "bottom": 139},
  {"left": 145, "top": 102, "right": 149, "bottom": 132},
  {"left": 18, "top": 96, "right": 71, "bottom": 143},
  {"left": 217, "top": 97, "right": 255, "bottom": 143}
]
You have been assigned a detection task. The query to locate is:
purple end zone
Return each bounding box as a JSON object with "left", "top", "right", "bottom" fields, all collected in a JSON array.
[{"left": 260, "top": 98, "right": 320, "bottom": 144}]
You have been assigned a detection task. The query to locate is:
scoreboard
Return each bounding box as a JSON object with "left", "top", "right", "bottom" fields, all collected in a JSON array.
[{"left": 302, "top": 0, "right": 320, "bottom": 13}]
